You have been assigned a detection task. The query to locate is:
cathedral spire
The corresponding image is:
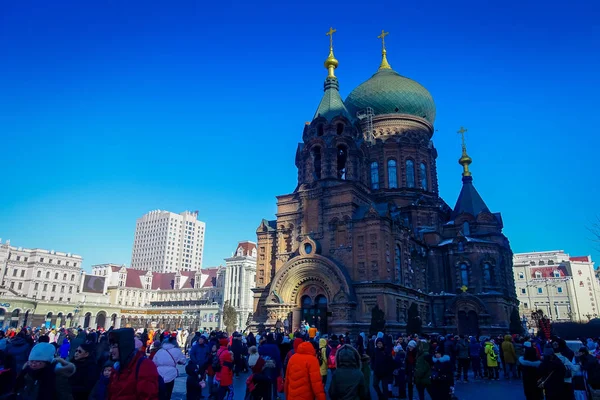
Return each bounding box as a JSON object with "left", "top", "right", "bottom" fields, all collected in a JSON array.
[
  {"left": 377, "top": 29, "right": 392, "bottom": 71},
  {"left": 452, "top": 127, "right": 490, "bottom": 219},
  {"left": 313, "top": 27, "right": 350, "bottom": 121},
  {"left": 457, "top": 126, "right": 472, "bottom": 177},
  {"left": 324, "top": 27, "right": 338, "bottom": 78}
]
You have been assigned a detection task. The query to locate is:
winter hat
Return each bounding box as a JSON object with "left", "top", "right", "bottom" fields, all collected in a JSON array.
[
  {"left": 408, "top": 340, "right": 417, "bottom": 349},
  {"left": 219, "top": 338, "right": 229, "bottom": 347},
  {"left": 524, "top": 341, "right": 532, "bottom": 348},
  {"left": 29, "top": 343, "right": 56, "bottom": 363},
  {"left": 80, "top": 340, "right": 95, "bottom": 354}
]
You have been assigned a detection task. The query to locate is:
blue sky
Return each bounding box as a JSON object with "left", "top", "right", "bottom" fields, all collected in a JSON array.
[{"left": 1, "top": 0, "right": 598, "bottom": 270}]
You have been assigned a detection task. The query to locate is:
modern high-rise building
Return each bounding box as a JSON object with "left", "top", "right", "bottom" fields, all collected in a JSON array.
[
  {"left": 513, "top": 251, "right": 600, "bottom": 323},
  {"left": 130, "top": 210, "right": 206, "bottom": 273}
]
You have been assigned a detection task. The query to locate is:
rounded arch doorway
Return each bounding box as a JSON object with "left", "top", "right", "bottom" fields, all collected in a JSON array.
[{"left": 300, "top": 294, "right": 328, "bottom": 334}]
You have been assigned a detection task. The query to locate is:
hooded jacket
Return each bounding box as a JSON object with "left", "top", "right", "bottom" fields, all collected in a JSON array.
[
  {"left": 7, "top": 335, "right": 33, "bottom": 373},
  {"left": 501, "top": 335, "right": 517, "bottom": 364},
  {"left": 284, "top": 338, "right": 303, "bottom": 376},
  {"left": 468, "top": 337, "right": 482, "bottom": 358},
  {"left": 414, "top": 342, "right": 432, "bottom": 386},
  {"left": 484, "top": 341, "right": 499, "bottom": 367},
  {"left": 328, "top": 345, "right": 369, "bottom": 400},
  {"left": 284, "top": 341, "right": 326, "bottom": 400},
  {"left": 190, "top": 337, "right": 210, "bottom": 371},
  {"left": 107, "top": 328, "right": 159, "bottom": 400}
]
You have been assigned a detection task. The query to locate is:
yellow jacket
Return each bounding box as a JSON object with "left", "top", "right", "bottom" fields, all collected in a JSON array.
[
  {"left": 485, "top": 342, "right": 499, "bottom": 367},
  {"left": 319, "top": 338, "right": 328, "bottom": 376}
]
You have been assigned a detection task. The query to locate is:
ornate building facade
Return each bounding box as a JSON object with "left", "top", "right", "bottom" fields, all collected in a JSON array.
[{"left": 252, "top": 32, "right": 518, "bottom": 335}]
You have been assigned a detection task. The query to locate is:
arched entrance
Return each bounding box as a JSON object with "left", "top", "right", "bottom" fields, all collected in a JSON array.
[
  {"left": 110, "top": 313, "right": 118, "bottom": 328},
  {"left": 45, "top": 312, "right": 53, "bottom": 328},
  {"left": 448, "top": 294, "right": 489, "bottom": 336},
  {"left": 10, "top": 309, "right": 20, "bottom": 328},
  {"left": 301, "top": 294, "right": 329, "bottom": 333},
  {"left": 84, "top": 312, "right": 92, "bottom": 328},
  {"left": 56, "top": 312, "right": 64, "bottom": 327},
  {"left": 66, "top": 313, "right": 73, "bottom": 327},
  {"left": 265, "top": 253, "right": 356, "bottom": 333},
  {"left": 96, "top": 312, "right": 107, "bottom": 329}
]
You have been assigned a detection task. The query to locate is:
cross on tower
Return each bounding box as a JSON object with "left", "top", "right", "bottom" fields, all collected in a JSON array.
[
  {"left": 457, "top": 126, "right": 468, "bottom": 148},
  {"left": 326, "top": 27, "right": 337, "bottom": 49},
  {"left": 378, "top": 30, "right": 389, "bottom": 50}
]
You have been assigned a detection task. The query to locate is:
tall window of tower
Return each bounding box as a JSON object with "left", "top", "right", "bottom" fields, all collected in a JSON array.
[
  {"left": 395, "top": 245, "right": 402, "bottom": 284},
  {"left": 337, "top": 145, "right": 347, "bottom": 180},
  {"left": 312, "top": 147, "right": 322, "bottom": 179},
  {"left": 419, "top": 162, "right": 428, "bottom": 190},
  {"left": 483, "top": 262, "right": 492, "bottom": 286},
  {"left": 317, "top": 124, "right": 324, "bottom": 136},
  {"left": 370, "top": 162, "right": 379, "bottom": 189},
  {"left": 460, "top": 263, "right": 469, "bottom": 287},
  {"left": 388, "top": 159, "right": 398, "bottom": 188},
  {"left": 406, "top": 160, "right": 415, "bottom": 188},
  {"left": 336, "top": 123, "right": 344, "bottom": 135}
]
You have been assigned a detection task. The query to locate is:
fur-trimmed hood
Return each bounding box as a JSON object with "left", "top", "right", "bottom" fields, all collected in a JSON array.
[{"left": 335, "top": 344, "right": 361, "bottom": 369}]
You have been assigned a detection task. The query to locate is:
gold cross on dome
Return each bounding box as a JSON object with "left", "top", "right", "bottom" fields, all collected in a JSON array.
[
  {"left": 457, "top": 126, "right": 468, "bottom": 148},
  {"left": 378, "top": 30, "right": 389, "bottom": 50},
  {"left": 326, "top": 27, "right": 337, "bottom": 48},
  {"left": 461, "top": 285, "right": 468, "bottom": 292}
]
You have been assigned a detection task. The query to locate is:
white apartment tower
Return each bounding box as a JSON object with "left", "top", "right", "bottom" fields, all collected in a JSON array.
[
  {"left": 130, "top": 210, "right": 206, "bottom": 273},
  {"left": 223, "top": 241, "right": 257, "bottom": 330}
]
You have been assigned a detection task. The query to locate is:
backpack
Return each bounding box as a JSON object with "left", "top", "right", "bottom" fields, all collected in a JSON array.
[
  {"left": 317, "top": 346, "right": 324, "bottom": 366},
  {"left": 489, "top": 346, "right": 498, "bottom": 362},
  {"left": 211, "top": 352, "right": 222, "bottom": 373},
  {"left": 135, "top": 355, "right": 167, "bottom": 400},
  {"left": 327, "top": 345, "right": 339, "bottom": 369}
]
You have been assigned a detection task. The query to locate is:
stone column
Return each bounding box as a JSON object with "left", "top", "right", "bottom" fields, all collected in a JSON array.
[{"left": 292, "top": 308, "right": 302, "bottom": 331}]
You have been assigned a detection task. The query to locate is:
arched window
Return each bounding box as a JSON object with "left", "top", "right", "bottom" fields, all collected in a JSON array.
[
  {"left": 370, "top": 162, "right": 379, "bottom": 190},
  {"left": 406, "top": 160, "right": 415, "bottom": 188},
  {"left": 311, "top": 147, "right": 322, "bottom": 179},
  {"left": 419, "top": 162, "right": 428, "bottom": 190},
  {"left": 460, "top": 263, "right": 469, "bottom": 287},
  {"left": 535, "top": 271, "right": 542, "bottom": 278},
  {"left": 539, "top": 261, "right": 545, "bottom": 266},
  {"left": 548, "top": 260, "right": 554, "bottom": 265},
  {"left": 553, "top": 270, "right": 560, "bottom": 278},
  {"left": 317, "top": 124, "right": 324, "bottom": 136},
  {"left": 388, "top": 159, "right": 398, "bottom": 188},
  {"left": 337, "top": 145, "right": 347, "bottom": 180},
  {"left": 395, "top": 245, "right": 402, "bottom": 284},
  {"left": 462, "top": 221, "right": 470, "bottom": 235},
  {"left": 336, "top": 123, "right": 344, "bottom": 135},
  {"left": 483, "top": 263, "right": 492, "bottom": 286}
]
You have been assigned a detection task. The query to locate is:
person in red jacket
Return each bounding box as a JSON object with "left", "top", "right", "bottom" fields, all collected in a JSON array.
[
  {"left": 218, "top": 346, "right": 234, "bottom": 400},
  {"left": 108, "top": 328, "right": 159, "bottom": 400},
  {"left": 284, "top": 341, "right": 326, "bottom": 400}
]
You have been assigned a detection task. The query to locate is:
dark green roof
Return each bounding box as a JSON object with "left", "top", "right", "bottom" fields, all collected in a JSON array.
[
  {"left": 345, "top": 69, "right": 436, "bottom": 123},
  {"left": 313, "top": 77, "right": 351, "bottom": 121},
  {"left": 451, "top": 176, "right": 490, "bottom": 219}
]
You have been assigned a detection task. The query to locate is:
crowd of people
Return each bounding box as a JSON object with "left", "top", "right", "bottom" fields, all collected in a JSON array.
[{"left": 1, "top": 323, "right": 600, "bottom": 400}]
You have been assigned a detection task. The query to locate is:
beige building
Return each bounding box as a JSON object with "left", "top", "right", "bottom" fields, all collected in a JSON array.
[
  {"left": 513, "top": 251, "right": 600, "bottom": 324},
  {"left": 130, "top": 210, "right": 206, "bottom": 273},
  {"left": 0, "top": 239, "right": 83, "bottom": 303},
  {"left": 91, "top": 263, "right": 224, "bottom": 331}
]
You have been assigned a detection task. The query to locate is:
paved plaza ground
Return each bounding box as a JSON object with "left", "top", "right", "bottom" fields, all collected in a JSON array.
[{"left": 171, "top": 365, "right": 526, "bottom": 400}]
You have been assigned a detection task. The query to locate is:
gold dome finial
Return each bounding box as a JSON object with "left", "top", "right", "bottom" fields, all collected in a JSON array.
[
  {"left": 457, "top": 126, "right": 472, "bottom": 177},
  {"left": 324, "top": 27, "right": 338, "bottom": 78},
  {"left": 377, "top": 29, "right": 392, "bottom": 70}
]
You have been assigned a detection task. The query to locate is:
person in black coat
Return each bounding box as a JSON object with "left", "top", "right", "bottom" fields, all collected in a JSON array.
[
  {"left": 429, "top": 350, "right": 453, "bottom": 400},
  {"left": 373, "top": 338, "right": 394, "bottom": 400},
  {"left": 538, "top": 346, "right": 566, "bottom": 400},
  {"left": 70, "top": 340, "right": 100, "bottom": 400},
  {"left": 518, "top": 343, "right": 543, "bottom": 400}
]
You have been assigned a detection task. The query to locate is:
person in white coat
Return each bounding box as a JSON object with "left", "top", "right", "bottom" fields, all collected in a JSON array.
[
  {"left": 153, "top": 336, "right": 186, "bottom": 399},
  {"left": 177, "top": 329, "right": 188, "bottom": 351}
]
